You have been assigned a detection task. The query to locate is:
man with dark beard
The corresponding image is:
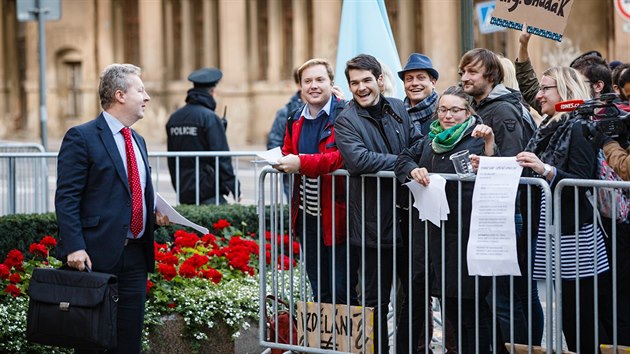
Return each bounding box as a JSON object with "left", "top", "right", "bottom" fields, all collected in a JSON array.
[
  {"left": 459, "top": 48, "right": 540, "bottom": 351},
  {"left": 166, "top": 68, "right": 240, "bottom": 205}
]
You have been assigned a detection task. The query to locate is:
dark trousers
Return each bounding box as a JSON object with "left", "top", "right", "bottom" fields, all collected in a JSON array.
[
  {"left": 444, "top": 296, "right": 491, "bottom": 354},
  {"left": 602, "top": 219, "right": 630, "bottom": 345},
  {"left": 491, "top": 214, "right": 544, "bottom": 349},
  {"left": 415, "top": 300, "right": 457, "bottom": 354},
  {"left": 562, "top": 273, "right": 612, "bottom": 354},
  {"left": 357, "top": 243, "right": 429, "bottom": 353},
  {"left": 297, "top": 212, "right": 358, "bottom": 305},
  {"left": 492, "top": 275, "right": 544, "bottom": 348},
  {"left": 398, "top": 209, "right": 432, "bottom": 354},
  {"left": 75, "top": 242, "right": 148, "bottom": 354}
]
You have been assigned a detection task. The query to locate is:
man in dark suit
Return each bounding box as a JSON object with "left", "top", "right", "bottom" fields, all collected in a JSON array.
[{"left": 55, "top": 63, "right": 169, "bottom": 354}]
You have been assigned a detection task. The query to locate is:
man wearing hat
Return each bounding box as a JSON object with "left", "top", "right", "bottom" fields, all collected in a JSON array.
[
  {"left": 398, "top": 53, "right": 440, "bottom": 136},
  {"left": 398, "top": 53, "right": 458, "bottom": 353},
  {"left": 166, "top": 67, "right": 240, "bottom": 205}
]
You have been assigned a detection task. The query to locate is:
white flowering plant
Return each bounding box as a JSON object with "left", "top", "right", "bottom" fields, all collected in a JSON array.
[
  {"left": 143, "top": 219, "right": 301, "bottom": 352},
  {"left": 0, "top": 220, "right": 301, "bottom": 353},
  {"left": 0, "top": 236, "right": 70, "bottom": 353}
]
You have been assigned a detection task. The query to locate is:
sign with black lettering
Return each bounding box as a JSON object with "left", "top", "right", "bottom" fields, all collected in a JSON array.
[
  {"left": 297, "top": 302, "right": 374, "bottom": 353},
  {"left": 490, "top": 0, "right": 575, "bottom": 42}
]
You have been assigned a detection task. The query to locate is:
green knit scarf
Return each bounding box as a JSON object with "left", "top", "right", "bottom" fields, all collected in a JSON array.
[{"left": 428, "top": 116, "right": 474, "bottom": 154}]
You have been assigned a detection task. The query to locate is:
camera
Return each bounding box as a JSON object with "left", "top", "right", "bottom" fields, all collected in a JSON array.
[{"left": 574, "top": 93, "right": 630, "bottom": 139}]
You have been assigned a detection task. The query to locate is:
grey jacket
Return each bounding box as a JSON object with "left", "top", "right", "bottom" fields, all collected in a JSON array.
[{"left": 335, "top": 96, "right": 421, "bottom": 248}]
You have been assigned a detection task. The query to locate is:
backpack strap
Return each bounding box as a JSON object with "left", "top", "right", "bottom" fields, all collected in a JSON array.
[{"left": 286, "top": 105, "right": 304, "bottom": 139}]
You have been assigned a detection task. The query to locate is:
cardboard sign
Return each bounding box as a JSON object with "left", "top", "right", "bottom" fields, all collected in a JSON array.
[
  {"left": 297, "top": 302, "right": 374, "bottom": 353},
  {"left": 490, "top": 0, "right": 575, "bottom": 42},
  {"left": 506, "top": 343, "right": 576, "bottom": 354},
  {"left": 600, "top": 344, "right": 630, "bottom": 354}
]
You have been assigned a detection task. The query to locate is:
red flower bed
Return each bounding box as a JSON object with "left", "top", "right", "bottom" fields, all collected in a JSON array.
[
  {"left": 0, "top": 219, "right": 300, "bottom": 304},
  {"left": 0, "top": 235, "right": 58, "bottom": 299}
]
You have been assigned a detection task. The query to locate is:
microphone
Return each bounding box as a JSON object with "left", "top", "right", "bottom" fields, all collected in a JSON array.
[{"left": 555, "top": 99, "right": 584, "bottom": 112}]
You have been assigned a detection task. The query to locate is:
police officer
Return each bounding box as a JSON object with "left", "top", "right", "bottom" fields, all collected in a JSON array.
[{"left": 166, "top": 67, "right": 240, "bottom": 205}]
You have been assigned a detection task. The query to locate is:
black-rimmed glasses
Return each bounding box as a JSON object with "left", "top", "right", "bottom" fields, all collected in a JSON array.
[
  {"left": 437, "top": 106, "right": 468, "bottom": 115},
  {"left": 538, "top": 85, "right": 557, "bottom": 93}
]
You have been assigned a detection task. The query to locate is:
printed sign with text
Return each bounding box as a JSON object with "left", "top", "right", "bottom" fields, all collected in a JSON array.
[{"left": 490, "top": 0, "right": 575, "bottom": 42}]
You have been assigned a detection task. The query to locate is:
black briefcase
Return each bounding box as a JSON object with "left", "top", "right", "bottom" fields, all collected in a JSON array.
[{"left": 26, "top": 266, "right": 119, "bottom": 350}]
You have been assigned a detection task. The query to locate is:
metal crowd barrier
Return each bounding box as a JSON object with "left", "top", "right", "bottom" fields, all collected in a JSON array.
[
  {"left": 0, "top": 143, "right": 49, "bottom": 215},
  {"left": 259, "top": 167, "right": 630, "bottom": 354},
  {"left": 0, "top": 150, "right": 262, "bottom": 215},
  {"left": 148, "top": 151, "right": 262, "bottom": 206},
  {"left": 553, "top": 179, "right": 630, "bottom": 354}
]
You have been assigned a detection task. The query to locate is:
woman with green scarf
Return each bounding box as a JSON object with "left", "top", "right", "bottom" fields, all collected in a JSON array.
[{"left": 395, "top": 86, "right": 497, "bottom": 354}]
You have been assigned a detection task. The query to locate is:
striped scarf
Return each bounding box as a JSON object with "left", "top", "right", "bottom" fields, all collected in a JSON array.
[{"left": 405, "top": 91, "right": 438, "bottom": 133}]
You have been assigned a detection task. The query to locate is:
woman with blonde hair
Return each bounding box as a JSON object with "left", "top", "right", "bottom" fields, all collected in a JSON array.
[{"left": 516, "top": 66, "right": 611, "bottom": 353}]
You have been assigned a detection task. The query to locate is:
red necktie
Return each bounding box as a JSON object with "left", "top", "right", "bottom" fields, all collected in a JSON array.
[{"left": 121, "top": 127, "right": 143, "bottom": 237}]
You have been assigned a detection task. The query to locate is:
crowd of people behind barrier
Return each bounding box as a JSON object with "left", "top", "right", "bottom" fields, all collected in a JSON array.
[{"left": 264, "top": 32, "right": 630, "bottom": 354}]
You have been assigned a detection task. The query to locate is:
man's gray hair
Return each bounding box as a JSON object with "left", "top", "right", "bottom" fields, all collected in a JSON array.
[{"left": 99, "top": 64, "right": 142, "bottom": 110}]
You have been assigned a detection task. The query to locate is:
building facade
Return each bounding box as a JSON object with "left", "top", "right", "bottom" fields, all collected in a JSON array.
[{"left": 0, "top": 0, "right": 627, "bottom": 149}]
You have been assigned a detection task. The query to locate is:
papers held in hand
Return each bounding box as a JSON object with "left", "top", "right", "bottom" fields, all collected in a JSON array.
[
  {"left": 253, "top": 147, "right": 282, "bottom": 165},
  {"left": 405, "top": 174, "right": 450, "bottom": 227},
  {"left": 155, "top": 193, "right": 209, "bottom": 235}
]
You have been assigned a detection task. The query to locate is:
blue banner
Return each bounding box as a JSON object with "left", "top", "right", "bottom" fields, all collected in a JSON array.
[{"left": 334, "top": 0, "right": 404, "bottom": 100}]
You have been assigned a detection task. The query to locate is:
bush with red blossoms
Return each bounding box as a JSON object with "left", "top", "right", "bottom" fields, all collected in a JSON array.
[
  {"left": 213, "top": 218, "right": 231, "bottom": 231},
  {"left": 0, "top": 236, "right": 68, "bottom": 353},
  {"left": 263, "top": 230, "right": 300, "bottom": 268},
  {"left": 0, "top": 235, "right": 61, "bottom": 301},
  {"left": 148, "top": 221, "right": 262, "bottom": 309},
  {"left": 0, "top": 220, "right": 302, "bottom": 352},
  {"left": 143, "top": 219, "right": 301, "bottom": 346}
]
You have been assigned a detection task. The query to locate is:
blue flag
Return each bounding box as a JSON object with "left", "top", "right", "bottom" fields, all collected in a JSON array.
[{"left": 334, "top": 0, "right": 404, "bottom": 100}]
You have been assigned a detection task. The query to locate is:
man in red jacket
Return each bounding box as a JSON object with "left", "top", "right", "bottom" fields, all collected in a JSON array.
[{"left": 274, "top": 58, "right": 357, "bottom": 305}]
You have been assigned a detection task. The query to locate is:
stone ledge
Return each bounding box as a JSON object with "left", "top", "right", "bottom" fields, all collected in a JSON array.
[{"left": 144, "top": 314, "right": 264, "bottom": 354}]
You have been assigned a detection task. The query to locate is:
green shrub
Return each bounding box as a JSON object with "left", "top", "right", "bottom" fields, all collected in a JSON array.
[{"left": 0, "top": 213, "right": 58, "bottom": 259}]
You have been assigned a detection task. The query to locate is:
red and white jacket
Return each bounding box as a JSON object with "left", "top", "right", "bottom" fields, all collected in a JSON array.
[{"left": 281, "top": 97, "right": 346, "bottom": 246}]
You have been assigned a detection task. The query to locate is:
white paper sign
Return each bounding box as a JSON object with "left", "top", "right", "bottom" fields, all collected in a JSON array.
[
  {"left": 405, "top": 174, "right": 450, "bottom": 227},
  {"left": 155, "top": 193, "right": 209, "bottom": 235},
  {"left": 253, "top": 146, "right": 283, "bottom": 165},
  {"left": 467, "top": 157, "right": 522, "bottom": 276}
]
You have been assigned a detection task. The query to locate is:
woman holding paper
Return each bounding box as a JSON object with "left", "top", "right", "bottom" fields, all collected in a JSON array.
[
  {"left": 395, "top": 86, "right": 496, "bottom": 354},
  {"left": 515, "top": 66, "right": 612, "bottom": 354}
]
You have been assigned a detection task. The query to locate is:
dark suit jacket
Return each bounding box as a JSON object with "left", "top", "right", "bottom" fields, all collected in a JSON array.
[{"left": 55, "top": 113, "right": 156, "bottom": 272}]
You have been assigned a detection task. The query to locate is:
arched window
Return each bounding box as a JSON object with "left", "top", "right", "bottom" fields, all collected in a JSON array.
[{"left": 55, "top": 49, "right": 83, "bottom": 119}]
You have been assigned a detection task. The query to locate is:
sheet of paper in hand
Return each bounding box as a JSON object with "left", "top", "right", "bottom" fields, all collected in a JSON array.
[{"left": 253, "top": 146, "right": 283, "bottom": 165}]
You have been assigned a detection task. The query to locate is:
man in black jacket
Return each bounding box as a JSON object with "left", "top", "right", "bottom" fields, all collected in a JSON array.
[
  {"left": 166, "top": 68, "right": 239, "bottom": 205},
  {"left": 335, "top": 54, "right": 423, "bottom": 354},
  {"left": 459, "top": 48, "right": 535, "bottom": 156},
  {"left": 460, "top": 48, "right": 539, "bottom": 350}
]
